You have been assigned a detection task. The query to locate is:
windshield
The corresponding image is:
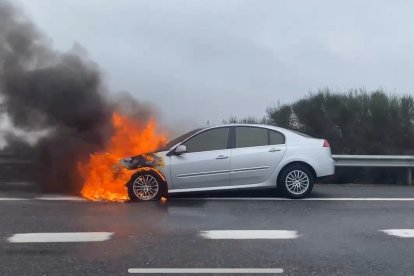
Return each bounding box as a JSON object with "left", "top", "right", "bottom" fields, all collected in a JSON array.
[{"left": 155, "top": 128, "right": 204, "bottom": 152}]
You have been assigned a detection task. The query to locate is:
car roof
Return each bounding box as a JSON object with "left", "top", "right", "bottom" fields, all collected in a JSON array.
[
  {"left": 203, "top": 123, "right": 291, "bottom": 135},
  {"left": 161, "top": 124, "right": 315, "bottom": 152},
  {"left": 198, "top": 124, "right": 316, "bottom": 143}
]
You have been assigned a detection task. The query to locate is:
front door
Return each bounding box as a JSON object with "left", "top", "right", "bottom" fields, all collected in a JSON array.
[{"left": 170, "top": 127, "right": 231, "bottom": 190}]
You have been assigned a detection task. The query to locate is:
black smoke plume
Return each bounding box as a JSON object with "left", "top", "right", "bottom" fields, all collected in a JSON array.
[{"left": 0, "top": 0, "right": 152, "bottom": 193}]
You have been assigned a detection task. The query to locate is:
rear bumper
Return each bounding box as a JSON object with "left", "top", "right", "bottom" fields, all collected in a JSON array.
[{"left": 315, "top": 156, "right": 335, "bottom": 178}]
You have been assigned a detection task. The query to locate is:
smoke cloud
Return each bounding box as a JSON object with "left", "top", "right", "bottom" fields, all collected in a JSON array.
[{"left": 0, "top": 0, "right": 155, "bottom": 193}]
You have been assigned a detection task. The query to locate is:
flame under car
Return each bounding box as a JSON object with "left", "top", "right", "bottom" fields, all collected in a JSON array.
[{"left": 121, "top": 124, "right": 335, "bottom": 201}]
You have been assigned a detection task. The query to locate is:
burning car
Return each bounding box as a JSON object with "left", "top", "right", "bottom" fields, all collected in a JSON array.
[{"left": 121, "top": 124, "right": 335, "bottom": 201}]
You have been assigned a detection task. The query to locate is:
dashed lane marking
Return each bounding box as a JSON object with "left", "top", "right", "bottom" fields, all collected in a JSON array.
[
  {"left": 0, "top": 198, "right": 29, "bottom": 201},
  {"left": 199, "top": 230, "right": 300, "bottom": 239},
  {"left": 128, "top": 268, "right": 284, "bottom": 274},
  {"left": 380, "top": 229, "right": 414, "bottom": 238},
  {"left": 8, "top": 232, "right": 113, "bottom": 243}
]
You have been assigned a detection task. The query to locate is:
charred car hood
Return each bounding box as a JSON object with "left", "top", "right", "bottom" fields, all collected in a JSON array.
[{"left": 120, "top": 152, "right": 165, "bottom": 170}]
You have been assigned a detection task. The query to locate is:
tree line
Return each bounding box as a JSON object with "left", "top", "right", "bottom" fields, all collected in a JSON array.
[
  {"left": 270, "top": 90, "right": 414, "bottom": 155},
  {"left": 225, "top": 89, "right": 414, "bottom": 155},
  {"left": 224, "top": 89, "right": 414, "bottom": 183}
]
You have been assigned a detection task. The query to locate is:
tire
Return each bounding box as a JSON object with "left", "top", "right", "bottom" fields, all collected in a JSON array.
[
  {"left": 127, "top": 171, "right": 166, "bottom": 201},
  {"left": 278, "top": 164, "right": 314, "bottom": 199}
]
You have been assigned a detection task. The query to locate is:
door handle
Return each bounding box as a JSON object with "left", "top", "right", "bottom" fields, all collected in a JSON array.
[
  {"left": 269, "top": 148, "right": 282, "bottom": 152},
  {"left": 216, "top": 155, "right": 229, "bottom": 159}
]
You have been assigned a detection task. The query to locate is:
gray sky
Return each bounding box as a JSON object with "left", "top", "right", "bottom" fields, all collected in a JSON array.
[{"left": 17, "top": 0, "right": 414, "bottom": 127}]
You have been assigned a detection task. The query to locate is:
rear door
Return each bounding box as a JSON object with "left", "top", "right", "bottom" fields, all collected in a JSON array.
[
  {"left": 230, "top": 126, "right": 286, "bottom": 186},
  {"left": 170, "top": 127, "right": 231, "bottom": 190}
]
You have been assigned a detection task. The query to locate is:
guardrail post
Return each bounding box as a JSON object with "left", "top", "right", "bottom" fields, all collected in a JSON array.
[{"left": 408, "top": 168, "right": 413, "bottom": 186}]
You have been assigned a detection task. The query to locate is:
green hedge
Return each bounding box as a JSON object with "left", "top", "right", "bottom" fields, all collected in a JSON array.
[{"left": 267, "top": 89, "right": 414, "bottom": 155}]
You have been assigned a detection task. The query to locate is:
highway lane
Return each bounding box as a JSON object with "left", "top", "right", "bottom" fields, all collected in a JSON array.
[{"left": 1, "top": 184, "right": 414, "bottom": 275}]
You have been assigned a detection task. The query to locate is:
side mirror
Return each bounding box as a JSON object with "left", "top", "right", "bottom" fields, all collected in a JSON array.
[{"left": 174, "top": 144, "right": 187, "bottom": 155}]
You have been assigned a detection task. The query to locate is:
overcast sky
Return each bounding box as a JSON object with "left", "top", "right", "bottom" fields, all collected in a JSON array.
[{"left": 17, "top": 0, "right": 414, "bottom": 127}]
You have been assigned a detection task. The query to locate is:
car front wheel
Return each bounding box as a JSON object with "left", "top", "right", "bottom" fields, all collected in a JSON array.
[
  {"left": 128, "top": 172, "right": 164, "bottom": 201},
  {"left": 278, "top": 165, "right": 314, "bottom": 199}
]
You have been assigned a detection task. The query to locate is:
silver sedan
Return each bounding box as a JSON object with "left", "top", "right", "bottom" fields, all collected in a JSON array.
[{"left": 121, "top": 124, "right": 335, "bottom": 201}]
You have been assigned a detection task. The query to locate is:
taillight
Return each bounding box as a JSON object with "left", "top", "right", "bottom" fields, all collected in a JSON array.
[{"left": 323, "top": 140, "right": 330, "bottom": 147}]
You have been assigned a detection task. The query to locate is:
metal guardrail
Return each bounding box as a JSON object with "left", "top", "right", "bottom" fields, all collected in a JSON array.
[
  {"left": 333, "top": 155, "right": 414, "bottom": 186},
  {"left": 0, "top": 153, "right": 413, "bottom": 185}
]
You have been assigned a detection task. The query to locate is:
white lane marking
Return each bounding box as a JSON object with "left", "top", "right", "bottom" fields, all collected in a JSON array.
[
  {"left": 3, "top": 196, "right": 414, "bottom": 202},
  {"left": 303, "top": 198, "right": 414, "bottom": 201},
  {"left": 200, "top": 230, "right": 299, "bottom": 239},
  {"left": 128, "top": 268, "right": 283, "bottom": 274},
  {"left": 35, "top": 196, "right": 86, "bottom": 201},
  {"left": 0, "top": 198, "right": 29, "bottom": 201},
  {"left": 380, "top": 229, "right": 414, "bottom": 238},
  {"left": 176, "top": 197, "right": 414, "bottom": 201},
  {"left": 8, "top": 232, "right": 113, "bottom": 243}
]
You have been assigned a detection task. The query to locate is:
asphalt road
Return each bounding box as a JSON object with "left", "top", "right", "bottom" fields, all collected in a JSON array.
[{"left": 1, "top": 184, "right": 414, "bottom": 276}]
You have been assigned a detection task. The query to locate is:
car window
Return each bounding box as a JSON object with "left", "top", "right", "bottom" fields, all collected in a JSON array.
[
  {"left": 184, "top": 127, "right": 229, "bottom": 153},
  {"left": 156, "top": 128, "right": 204, "bottom": 152},
  {"left": 269, "top": 130, "right": 285, "bottom": 145},
  {"left": 235, "top": 127, "right": 268, "bottom": 148}
]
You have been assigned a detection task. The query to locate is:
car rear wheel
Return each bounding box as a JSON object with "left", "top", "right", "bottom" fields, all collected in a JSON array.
[
  {"left": 278, "top": 165, "right": 314, "bottom": 199},
  {"left": 128, "top": 172, "right": 164, "bottom": 201}
]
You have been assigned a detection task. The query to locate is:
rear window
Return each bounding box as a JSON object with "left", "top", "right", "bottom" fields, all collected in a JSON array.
[{"left": 269, "top": 130, "right": 285, "bottom": 145}]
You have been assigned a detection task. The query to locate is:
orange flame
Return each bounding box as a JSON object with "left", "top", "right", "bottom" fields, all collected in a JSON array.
[{"left": 78, "top": 112, "right": 167, "bottom": 202}]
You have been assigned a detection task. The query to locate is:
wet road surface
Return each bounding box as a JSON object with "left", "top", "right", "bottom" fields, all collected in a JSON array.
[{"left": 1, "top": 184, "right": 414, "bottom": 275}]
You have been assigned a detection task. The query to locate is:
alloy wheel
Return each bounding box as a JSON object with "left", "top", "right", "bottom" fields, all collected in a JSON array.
[
  {"left": 285, "top": 170, "right": 310, "bottom": 195},
  {"left": 132, "top": 174, "right": 159, "bottom": 200}
]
